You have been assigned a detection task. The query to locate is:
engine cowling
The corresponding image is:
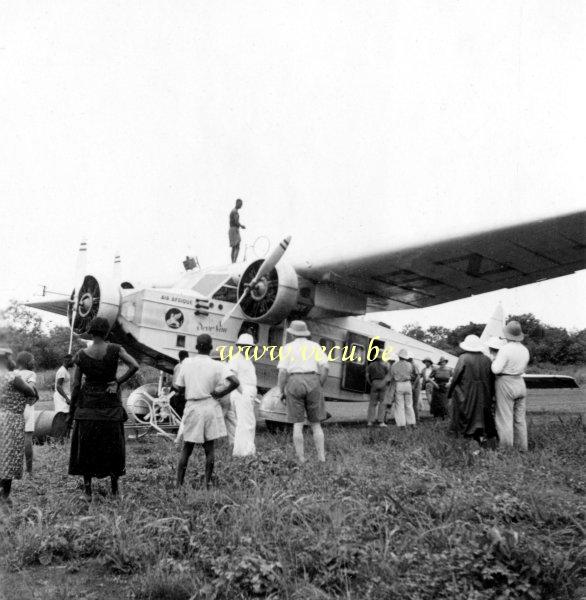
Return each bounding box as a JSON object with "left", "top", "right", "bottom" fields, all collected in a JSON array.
[
  {"left": 68, "top": 274, "right": 121, "bottom": 334},
  {"left": 237, "top": 260, "right": 299, "bottom": 324}
]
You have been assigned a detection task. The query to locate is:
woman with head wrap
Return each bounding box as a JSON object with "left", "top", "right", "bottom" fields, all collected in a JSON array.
[
  {"left": 68, "top": 317, "right": 139, "bottom": 497},
  {"left": 0, "top": 349, "right": 37, "bottom": 506}
]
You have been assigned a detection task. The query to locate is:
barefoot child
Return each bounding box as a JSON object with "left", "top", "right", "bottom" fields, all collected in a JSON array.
[{"left": 175, "top": 334, "right": 239, "bottom": 489}]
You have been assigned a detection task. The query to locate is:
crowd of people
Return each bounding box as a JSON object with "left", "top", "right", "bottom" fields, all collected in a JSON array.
[
  {"left": 0, "top": 315, "right": 531, "bottom": 505},
  {"left": 366, "top": 321, "right": 530, "bottom": 449},
  {"left": 366, "top": 350, "right": 456, "bottom": 427},
  {"left": 0, "top": 318, "right": 140, "bottom": 505}
]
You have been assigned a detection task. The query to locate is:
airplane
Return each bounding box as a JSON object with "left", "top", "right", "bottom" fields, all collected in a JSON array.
[{"left": 27, "top": 209, "right": 586, "bottom": 426}]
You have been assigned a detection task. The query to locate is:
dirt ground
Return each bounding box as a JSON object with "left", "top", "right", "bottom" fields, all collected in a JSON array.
[{"left": 1, "top": 565, "right": 129, "bottom": 600}]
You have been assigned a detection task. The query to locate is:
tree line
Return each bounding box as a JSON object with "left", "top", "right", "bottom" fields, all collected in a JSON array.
[
  {"left": 400, "top": 313, "right": 586, "bottom": 365},
  {"left": 0, "top": 300, "right": 84, "bottom": 370}
]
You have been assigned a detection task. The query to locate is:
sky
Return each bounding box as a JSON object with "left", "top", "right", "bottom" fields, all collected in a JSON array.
[{"left": 1, "top": 1, "right": 585, "bottom": 332}]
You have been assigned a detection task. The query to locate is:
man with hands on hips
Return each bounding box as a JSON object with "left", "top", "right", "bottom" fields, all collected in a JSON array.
[{"left": 277, "top": 321, "right": 329, "bottom": 464}]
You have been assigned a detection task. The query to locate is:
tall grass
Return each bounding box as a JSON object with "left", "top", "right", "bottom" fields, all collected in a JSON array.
[{"left": 1, "top": 420, "right": 585, "bottom": 599}]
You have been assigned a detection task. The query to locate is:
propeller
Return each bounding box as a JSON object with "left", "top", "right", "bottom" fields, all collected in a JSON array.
[
  {"left": 67, "top": 239, "right": 88, "bottom": 352},
  {"left": 221, "top": 236, "right": 291, "bottom": 326}
]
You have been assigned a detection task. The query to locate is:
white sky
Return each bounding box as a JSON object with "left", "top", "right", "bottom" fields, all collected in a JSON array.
[{"left": 1, "top": 1, "right": 585, "bottom": 331}]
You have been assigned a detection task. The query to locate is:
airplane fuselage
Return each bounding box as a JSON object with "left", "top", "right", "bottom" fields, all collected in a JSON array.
[{"left": 113, "top": 279, "right": 456, "bottom": 402}]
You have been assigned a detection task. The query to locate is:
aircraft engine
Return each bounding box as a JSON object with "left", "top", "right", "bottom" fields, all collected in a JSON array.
[
  {"left": 237, "top": 259, "right": 299, "bottom": 323},
  {"left": 68, "top": 274, "right": 121, "bottom": 334}
]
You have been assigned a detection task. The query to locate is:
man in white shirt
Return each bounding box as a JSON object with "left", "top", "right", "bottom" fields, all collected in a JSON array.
[
  {"left": 491, "top": 321, "right": 531, "bottom": 451},
  {"left": 277, "top": 320, "right": 329, "bottom": 463},
  {"left": 227, "top": 333, "right": 258, "bottom": 456},
  {"left": 53, "top": 354, "right": 73, "bottom": 414},
  {"left": 175, "top": 334, "right": 239, "bottom": 488}
]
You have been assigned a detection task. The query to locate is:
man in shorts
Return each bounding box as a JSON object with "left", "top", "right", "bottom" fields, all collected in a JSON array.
[
  {"left": 277, "top": 320, "right": 329, "bottom": 463},
  {"left": 175, "top": 334, "right": 239, "bottom": 488}
]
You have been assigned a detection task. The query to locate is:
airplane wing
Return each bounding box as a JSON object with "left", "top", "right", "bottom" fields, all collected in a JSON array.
[
  {"left": 295, "top": 210, "right": 586, "bottom": 311},
  {"left": 26, "top": 297, "right": 70, "bottom": 317}
]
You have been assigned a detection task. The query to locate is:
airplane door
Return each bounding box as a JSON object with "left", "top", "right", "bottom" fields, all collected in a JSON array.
[{"left": 341, "top": 332, "right": 368, "bottom": 393}]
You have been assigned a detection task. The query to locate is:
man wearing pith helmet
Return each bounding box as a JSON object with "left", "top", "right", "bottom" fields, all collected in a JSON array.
[
  {"left": 277, "top": 320, "right": 329, "bottom": 463},
  {"left": 421, "top": 357, "right": 436, "bottom": 414},
  {"left": 491, "top": 321, "right": 530, "bottom": 451},
  {"left": 390, "top": 349, "right": 417, "bottom": 428}
]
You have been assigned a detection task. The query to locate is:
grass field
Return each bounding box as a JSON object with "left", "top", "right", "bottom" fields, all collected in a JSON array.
[{"left": 1, "top": 419, "right": 585, "bottom": 600}]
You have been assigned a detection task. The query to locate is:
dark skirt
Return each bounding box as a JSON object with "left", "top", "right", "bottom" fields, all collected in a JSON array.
[
  {"left": 430, "top": 384, "right": 449, "bottom": 418},
  {"left": 450, "top": 385, "right": 498, "bottom": 440},
  {"left": 69, "top": 420, "right": 126, "bottom": 478}
]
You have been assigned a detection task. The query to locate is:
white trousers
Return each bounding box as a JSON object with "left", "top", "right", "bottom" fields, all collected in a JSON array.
[
  {"left": 230, "top": 386, "right": 257, "bottom": 456},
  {"left": 394, "top": 381, "right": 416, "bottom": 427},
  {"left": 495, "top": 376, "right": 528, "bottom": 451}
]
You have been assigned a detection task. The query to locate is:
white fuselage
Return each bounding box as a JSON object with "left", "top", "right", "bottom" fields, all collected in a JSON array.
[{"left": 115, "top": 271, "right": 456, "bottom": 402}]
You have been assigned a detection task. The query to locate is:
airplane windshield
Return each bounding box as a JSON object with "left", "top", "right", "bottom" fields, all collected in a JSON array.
[
  {"left": 192, "top": 273, "right": 230, "bottom": 296},
  {"left": 212, "top": 277, "right": 239, "bottom": 303}
]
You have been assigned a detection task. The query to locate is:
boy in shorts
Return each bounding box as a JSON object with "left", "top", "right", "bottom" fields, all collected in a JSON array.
[{"left": 175, "top": 334, "right": 239, "bottom": 489}]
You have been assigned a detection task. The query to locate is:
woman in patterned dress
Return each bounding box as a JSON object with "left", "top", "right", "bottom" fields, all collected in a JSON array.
[
  {"left": 67, "top": 317, "right": 139, "bottom": 497},
  {"left": 0, "top": 350, "right": 37, "bottom": 505}
]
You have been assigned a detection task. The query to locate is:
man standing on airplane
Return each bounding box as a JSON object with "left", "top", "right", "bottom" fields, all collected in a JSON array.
[
  {"left": 229, "top": 198, "right": 246, "bottom": 263},
  {"left": 277, "top": 320, "right": 329, "bottom": 463}
]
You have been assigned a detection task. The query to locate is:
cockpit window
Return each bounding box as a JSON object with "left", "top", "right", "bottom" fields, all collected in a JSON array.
[
  {"left": 192, "top": 273, "right": 231, "bottom": 296},
  {"left": 212, "top": 277, "right": 239, "bottom": 303}
]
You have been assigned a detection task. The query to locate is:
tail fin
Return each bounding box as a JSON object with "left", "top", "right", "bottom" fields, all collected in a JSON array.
[{"left": 480, "top": 303, "right": 505, "bottom": 343}]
